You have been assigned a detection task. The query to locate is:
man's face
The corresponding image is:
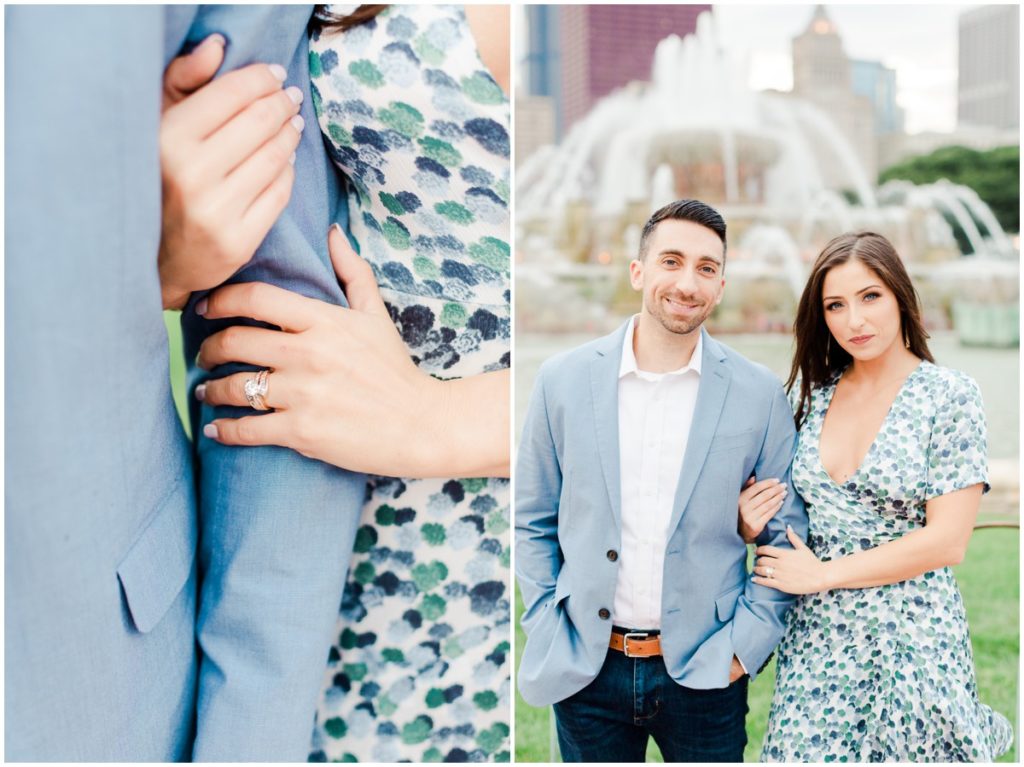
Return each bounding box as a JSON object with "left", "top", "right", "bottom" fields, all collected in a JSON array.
[{"left": 629, "top": 219, "right": 726, "bottom": 337}]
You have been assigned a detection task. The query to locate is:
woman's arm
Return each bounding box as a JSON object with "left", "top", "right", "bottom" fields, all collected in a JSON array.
[
  {"left": 433, "top": 370, "right": 510, "bottom": 478},
  {"left": 752, "top": 484, "right": 983, "bottom": 594},
  {"left": 195, "top": 225, "right": 511, "bottom": 478}
]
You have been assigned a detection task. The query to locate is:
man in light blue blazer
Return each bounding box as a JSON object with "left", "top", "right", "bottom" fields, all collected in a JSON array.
[
  {"left": 6, "top": 6, "right": 363, "bottom": 761},
  {"left": 515, "top": 199, "right": 808, "bottom": 762}
]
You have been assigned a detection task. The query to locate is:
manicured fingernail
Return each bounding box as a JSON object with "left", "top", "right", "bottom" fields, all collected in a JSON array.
[
  {"left": 290, "top": 114, "right": 305, "bottom": 132},
  {"left": 200, "top": 33, "right": 226, "bottom": 50},
  {"left": 269, "top": 64, "right": 287, "bottom": 82},
  {"left": 195, "top": 298, "right": 208, "bottom": 316},
  {"left": 195, "top": 383, "right": 207, "bottom": 402},
  {"left": 332, "top": 222, "right": 343, "bottom": 235},
  {"left": 203, "top": 423, "right": 218, "bottom": 439},
  {"left": 285, "top": 86, "right": 304, "bottom": 104}
]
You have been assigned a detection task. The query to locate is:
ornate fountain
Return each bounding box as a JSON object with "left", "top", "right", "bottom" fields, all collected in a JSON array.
[{"left": 516, "top": 11, "right": 1018, "bottom": 342}]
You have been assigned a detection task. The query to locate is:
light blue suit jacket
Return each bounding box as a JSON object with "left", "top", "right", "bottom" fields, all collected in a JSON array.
[
  {"left": 5, "top": 6, "right": 363, "bottom": 761},
  {"left": 515, "top": 323, "right": 808, "bottom": 707}
]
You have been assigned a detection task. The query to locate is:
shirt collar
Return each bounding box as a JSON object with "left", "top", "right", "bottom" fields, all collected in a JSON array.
[{"left": 619, "top": 315, "right": 704, "bottom": 381}]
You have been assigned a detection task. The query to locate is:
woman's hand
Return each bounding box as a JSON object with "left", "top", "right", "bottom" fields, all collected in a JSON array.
[
  {"left": 159, "top": 36, "right": 305, "bottom": 309},
  {"left": 738, "top": 475, "right": 786, "bottom": 543},
  {"left": 751, "top": 526, "right": 829, "bottom": 595},
  {"left": 195, "top": 225, "right": 510, "bottom": 479}
]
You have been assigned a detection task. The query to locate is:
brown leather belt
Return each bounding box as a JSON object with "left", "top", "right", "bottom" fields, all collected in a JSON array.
[{"left": 609, "top": 630, "right": 662, "bottom": 658}]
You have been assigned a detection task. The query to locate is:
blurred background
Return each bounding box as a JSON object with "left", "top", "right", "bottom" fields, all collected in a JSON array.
[{"left": 513, "top": 4, "right": 1019, "bottom": 761}]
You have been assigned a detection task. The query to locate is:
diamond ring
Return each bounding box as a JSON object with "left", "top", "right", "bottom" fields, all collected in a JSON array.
[{"left": 244, "top": 369, "right": 271, "bottom": 411}]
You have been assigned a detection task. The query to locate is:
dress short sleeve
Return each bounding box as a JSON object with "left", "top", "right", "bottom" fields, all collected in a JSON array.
[
  {"left": 925, "top": 372, "right": 990, "bottom": 499},
  {"left": 786, "top": 380, "right": 801, "bottom": 414}
]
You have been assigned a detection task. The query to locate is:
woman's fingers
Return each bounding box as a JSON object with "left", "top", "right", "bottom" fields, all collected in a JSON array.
[
  {"left": 197, "top": 325, "right": 297, "bottom": 370},
  {"left": 203, "top": 412, "right": 292, "bottom": 448},
  {"left": 207, "top": 88, "right": 303, "bottom": 180},
  {"left": 199, "top": 282, "right": 324, "bottom": 332},
  {"left": 743, "top": 482, "right": 786, "bottom": 515},
  {"left": 743, "top": 477, "right": 784, "bottom": 501},
  {"left": 197, "top": 370, "right": 293, "bottom": 410},
  {"left": 786, "top": 525, "right": 808, "bottom": 549},
  {"left": 163, "top": 62, "right": 288, "bottom": 143},
  {"left": 755, "top": 506, "right": 780, "bottom": 530},
  {"left": 223, "top": 116, "right": 302, "bottom": 214},
  {"left": 238, "top": 163, "right": 296, "bottom": 249},
  {"left": 328, "top": 224, "right": 389, "bottom": 317},
  {"left": 162, "top": 34, "right": 225, "bottom": 110}
]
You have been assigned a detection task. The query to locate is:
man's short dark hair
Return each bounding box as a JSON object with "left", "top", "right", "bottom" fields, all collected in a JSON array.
[{"left": 638, "top": 199, "right": 727, "bottom": 265}]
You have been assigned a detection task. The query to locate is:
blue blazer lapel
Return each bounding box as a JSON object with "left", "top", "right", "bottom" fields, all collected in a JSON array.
[
  {"left": 589, "top": 321, "right": 630, "bottom": 535},
  {"left": 667, "top": 329, "right": 732, "bottom": 534}
]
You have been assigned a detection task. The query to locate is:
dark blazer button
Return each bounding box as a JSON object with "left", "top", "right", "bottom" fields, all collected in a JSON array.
[
  {"left": 606, "top": 550, "right": 618, "bottom": 562},
  {"left": 598, "top": 608, "right": 610, "bottom": 620}
]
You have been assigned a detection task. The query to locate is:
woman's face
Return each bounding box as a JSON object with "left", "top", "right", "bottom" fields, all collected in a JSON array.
[{"left": 820, "top": 258, "right": 904, "bottom": 363}]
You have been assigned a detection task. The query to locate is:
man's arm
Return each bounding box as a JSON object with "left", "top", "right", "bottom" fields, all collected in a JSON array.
[
  {"left": 173, "top": 8, "right": 367, "bottom": 760},
  {"left": 514, "top": 366, "right": 565, "bottom": 631},
  {"left": 728, "top": 382, "right": 807, "bottom": 680}
]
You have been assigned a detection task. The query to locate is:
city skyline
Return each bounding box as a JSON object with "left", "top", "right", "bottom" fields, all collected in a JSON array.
[{"left": 519, "top": 4, "right": 1011, "bottom": 135}]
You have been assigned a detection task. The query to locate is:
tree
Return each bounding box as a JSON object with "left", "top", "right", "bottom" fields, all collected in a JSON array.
[{"left": 879, "top": 145, "right": 1019, "bottom": 234}]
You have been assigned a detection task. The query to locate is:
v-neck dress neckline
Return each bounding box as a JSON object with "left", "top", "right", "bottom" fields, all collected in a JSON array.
[{"left": 816, "top": 361, "right": 924, "bottom": 489}]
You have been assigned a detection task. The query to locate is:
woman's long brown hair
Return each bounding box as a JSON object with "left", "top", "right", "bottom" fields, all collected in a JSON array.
[
  {"left": 786, "top": 231, "right": 934, "bottom": 428},
  {"left": 312, "top": 5, "right": 388, "bottom": 33}
]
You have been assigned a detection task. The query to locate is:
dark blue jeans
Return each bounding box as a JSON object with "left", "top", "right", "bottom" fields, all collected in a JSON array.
[{"left": 553, "top": 649, "right": 749, "bottom": 762}]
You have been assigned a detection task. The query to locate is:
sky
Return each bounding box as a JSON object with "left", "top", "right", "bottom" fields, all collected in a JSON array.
[
  {"left": 518, "top": 3, "right": 1014, "bottom": 135},
  {"left": 715, "top": 4, "right": 969, "bottom": 134}
]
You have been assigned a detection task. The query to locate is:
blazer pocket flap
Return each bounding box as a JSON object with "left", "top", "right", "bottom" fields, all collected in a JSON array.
[
  {"left": 715, "top": 582, "right": 745, "bottom": 622},
  {"left": 117, "top": 483, "right": 196, "bottom": 634}
]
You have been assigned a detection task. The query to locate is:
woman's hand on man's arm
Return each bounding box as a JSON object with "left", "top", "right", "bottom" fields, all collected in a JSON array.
[
  {"left": 159, "top": 34, "right": 306, "bottom": 310},
  {"left": 193, "top": 226, "right": 511, "bottom": 479}
]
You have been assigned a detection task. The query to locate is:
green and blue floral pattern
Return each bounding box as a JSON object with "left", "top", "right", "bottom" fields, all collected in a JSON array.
[
  {"left": 308, "top": 6, "right": 510, "bottom": 762},
  {"left": 762, "top": 362, "right": 1012, "bottom": 762}
]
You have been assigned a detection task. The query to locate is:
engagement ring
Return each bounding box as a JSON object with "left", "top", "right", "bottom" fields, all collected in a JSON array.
[{"left": 244, "top": 369, "right": 271, "bottom": 411}]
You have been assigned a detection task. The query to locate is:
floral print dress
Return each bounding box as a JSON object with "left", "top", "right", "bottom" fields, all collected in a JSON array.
[
  {"left": 761, "top": 362, "right": 1013, "bottom": 762},
  {"left": 307, "top": 6, "right": 510, "bottom": 762}
]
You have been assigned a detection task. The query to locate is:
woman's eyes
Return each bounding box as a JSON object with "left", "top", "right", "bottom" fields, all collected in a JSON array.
[{"left": 826, "top": 292, "right": 882, "bottom": 311}]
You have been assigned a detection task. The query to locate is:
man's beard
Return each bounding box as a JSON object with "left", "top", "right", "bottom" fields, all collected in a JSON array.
[{"left": 644, "top": 292, "right": 714, "bottom": 336}]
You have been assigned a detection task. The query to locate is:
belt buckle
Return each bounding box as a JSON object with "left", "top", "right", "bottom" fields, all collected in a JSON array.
[{"left": 622, "top": 631, "right": 649, "bottom": 658}]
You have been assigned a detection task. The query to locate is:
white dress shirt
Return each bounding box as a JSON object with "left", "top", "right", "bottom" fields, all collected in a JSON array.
[{"left": 613, "top": 316, "right": 702, "bottom": 629}]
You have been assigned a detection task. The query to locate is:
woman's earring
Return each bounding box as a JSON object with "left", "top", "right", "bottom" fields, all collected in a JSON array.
[{"left": 825, "top": 334, "right": 831, "bottom": 366}]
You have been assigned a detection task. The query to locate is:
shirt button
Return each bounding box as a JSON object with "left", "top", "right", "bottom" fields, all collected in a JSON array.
[
  {"left": 598, "top": 608, "right": 611, "bottom": 620},
  {"left": 606, "top": 550, "right": 618, "bottom": 562}
]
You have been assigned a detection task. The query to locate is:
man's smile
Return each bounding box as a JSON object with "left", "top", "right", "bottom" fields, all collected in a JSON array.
[{"left": 663, "top": 295, "right": 703, "bottom": 312}]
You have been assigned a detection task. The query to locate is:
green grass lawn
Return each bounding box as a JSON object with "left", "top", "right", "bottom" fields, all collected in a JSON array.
[
  {"left": 514, "top": 524, "right": 1019, "bottom": 762},
  {"left": 164, "top": 310, "right": 190, "bottom": 438}
]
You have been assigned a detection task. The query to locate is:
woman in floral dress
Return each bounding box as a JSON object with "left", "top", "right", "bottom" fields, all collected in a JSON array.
[
  {"left": 192, "top": 5, "right": 510, "bottom": 761},
  {"left": 740, "top": 232, "right": 1012, "bottom": 762},
  {"left": 304, "top": 6, "right": 510, "bottom": 762}
]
